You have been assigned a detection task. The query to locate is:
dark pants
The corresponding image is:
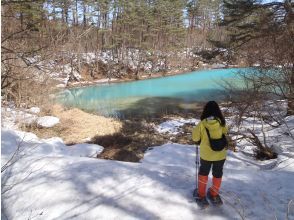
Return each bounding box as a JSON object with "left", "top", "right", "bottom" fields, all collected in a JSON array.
[{"left": 199, "top": 159, "right": 225, "bottom": 178}]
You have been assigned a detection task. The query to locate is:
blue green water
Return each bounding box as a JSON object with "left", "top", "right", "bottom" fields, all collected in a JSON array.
[{"left": 58, "top": 68, "right": 245, "bottom": 117}]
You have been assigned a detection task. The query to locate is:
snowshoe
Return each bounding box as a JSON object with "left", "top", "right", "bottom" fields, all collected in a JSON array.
[
  {"left": 207, "top": 190, "right": 223, "bottom": 206},
  {"left": 193, "top": 189, "right": 209, "bottom": 209},
  {"left": 195, "top": 196, "right": 209, "bottom": 209}
]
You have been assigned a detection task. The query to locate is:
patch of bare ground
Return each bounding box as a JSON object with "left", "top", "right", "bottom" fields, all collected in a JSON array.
[
  {"left": 92, "top": 119, "right": 168, "bottom": 162},
  {"left": 174, "top": 123, "right": 195, "bottom": 145},
  {"left": 24, "top": 105, "right": 169, "bottom": 162},
  {"left": 91, "top": 109, "right": 213, "bottom": 162},
  {"left": 25, "top": 104, "right": 122, "bottom": 144}
]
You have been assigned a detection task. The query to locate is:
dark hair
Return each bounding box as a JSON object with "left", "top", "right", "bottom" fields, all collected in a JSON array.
[{"left": 200, "top": 101, "right": 226, "bottom": 126}]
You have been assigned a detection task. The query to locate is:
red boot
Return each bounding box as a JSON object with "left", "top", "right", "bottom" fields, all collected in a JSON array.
[
  {"left": 198, "top": 175, "right": 208, "bottom": 198},
  {"left": 210, "top": 177, "right": 222, "bottom": 197},
  {"left": 208, "top": 177, "right": 223, "bottom": 206},
  {"left": 196, "top": 175, "right": 209, "bottom": 208}
]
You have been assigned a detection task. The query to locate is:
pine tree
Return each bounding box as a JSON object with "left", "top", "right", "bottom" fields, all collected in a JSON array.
[{"left": 220, "top": 0, "right": 294, "bottom": 114}]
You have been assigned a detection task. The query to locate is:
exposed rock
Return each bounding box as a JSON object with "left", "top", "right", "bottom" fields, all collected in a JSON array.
[
  {"left": 56, "top": 84, "right": 66, "bottom": 88},
  {"left": 28, "top": 107, "right": 40, "bottom": 114},
  {"left": 211, "top": 63, "right": 227, "bottom": 69},
  {"left": 37, "top": 116, "right": 60, "bottom": 128}
]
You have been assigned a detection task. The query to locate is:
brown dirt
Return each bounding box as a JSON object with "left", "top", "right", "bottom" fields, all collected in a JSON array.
[
  {"left": 91, "top": 119, "right": 168, "bottom": 162},
  {"left": 25, "top": 105, "right": 122, "bottom": 144}
]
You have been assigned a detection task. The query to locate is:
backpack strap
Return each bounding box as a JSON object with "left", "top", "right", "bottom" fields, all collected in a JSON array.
[{"left": 205, "top": 127, "right": 211, "bottom": 139}]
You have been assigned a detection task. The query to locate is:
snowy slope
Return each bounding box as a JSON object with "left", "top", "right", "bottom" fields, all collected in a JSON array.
[{"left": 1, "top": 118, "right": 294, "bottom": 220}]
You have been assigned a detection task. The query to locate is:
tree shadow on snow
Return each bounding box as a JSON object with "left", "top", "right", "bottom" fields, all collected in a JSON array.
[{"left": 3, "top": 149, "right": 294, "bottom": 220}]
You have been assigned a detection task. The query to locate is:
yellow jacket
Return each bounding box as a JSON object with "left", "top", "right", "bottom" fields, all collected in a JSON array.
[{"left": 192, "top": 118, "right": 228, "bottom": 161}]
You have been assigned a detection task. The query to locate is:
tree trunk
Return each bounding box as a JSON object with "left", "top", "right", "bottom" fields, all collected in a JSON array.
[
  {"left": 83, "top": 3, "right": 87, "bottom": 27},
  {"left": 75, "top": 0, "right": 79, "bottom": 25}
]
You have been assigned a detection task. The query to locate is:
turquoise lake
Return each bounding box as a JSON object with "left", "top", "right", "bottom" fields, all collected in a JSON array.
[{"left": 58, "top": 68, "right": 246, "bottom": 117}]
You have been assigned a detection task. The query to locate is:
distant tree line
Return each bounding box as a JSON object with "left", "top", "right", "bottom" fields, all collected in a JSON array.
[
  {"left": 1, "top": 0, "right": 227, "bottom": 106},
  {"left": 1, "top": 0, "right": 225, "bottom": 56}
]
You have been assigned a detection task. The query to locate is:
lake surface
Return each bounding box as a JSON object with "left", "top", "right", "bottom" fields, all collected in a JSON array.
[{"left": 58, "top": 68, "right": 246, "bottom": 118}]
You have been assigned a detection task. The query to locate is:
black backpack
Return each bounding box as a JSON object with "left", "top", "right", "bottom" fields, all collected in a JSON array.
[{"left": 205, "top": 127, "right": 227, "bottom": 151}]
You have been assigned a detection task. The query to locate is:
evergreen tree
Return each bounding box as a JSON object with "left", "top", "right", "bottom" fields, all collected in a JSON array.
[{"left": 220, "top": 0, "right": 294, "bottom": 114}]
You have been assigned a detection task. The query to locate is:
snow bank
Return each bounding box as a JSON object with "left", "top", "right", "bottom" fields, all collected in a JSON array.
[
  {"left": 1, "top": 128, "right": 104, "bottom": 164},
  {"left": 1, "top": 107, "right": 38, "bottom": 129},
  {"left": 1, "top": 137, "right": 293, "bottom": 220}
]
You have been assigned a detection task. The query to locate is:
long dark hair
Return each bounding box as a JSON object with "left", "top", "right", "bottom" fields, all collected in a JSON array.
[{"left": 200, "top": 101, "right": 226, "bottom": 126}]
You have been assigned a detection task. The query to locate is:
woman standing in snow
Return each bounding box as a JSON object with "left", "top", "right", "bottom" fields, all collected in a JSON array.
[{"left": 192, "top": 101, "right": 228, "bottom": 208}]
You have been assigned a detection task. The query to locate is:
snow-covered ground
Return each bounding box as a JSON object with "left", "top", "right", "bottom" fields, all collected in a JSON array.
[
  {"left": 155, "top": 118, "right": 198, "bottom": 135},
  {"left": 1, "top": 106, "right": 60, "bottom": 129},
  {"left": 1, "top": 112, "right": 294, "bottom": 219}
]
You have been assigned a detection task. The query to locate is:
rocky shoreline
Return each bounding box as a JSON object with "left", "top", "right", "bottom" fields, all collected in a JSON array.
[{"left": 64, "top": 63, "right": 241, "bottom": 89}]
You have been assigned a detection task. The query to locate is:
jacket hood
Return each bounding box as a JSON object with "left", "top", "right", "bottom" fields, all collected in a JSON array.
[{"left": 202, "top": 118, "right": 222, "bottom": 131}]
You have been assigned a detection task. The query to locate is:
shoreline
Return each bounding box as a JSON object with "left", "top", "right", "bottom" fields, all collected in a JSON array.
[{"left": 64, "top": 64, "right": 241, "bottom": 89}]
